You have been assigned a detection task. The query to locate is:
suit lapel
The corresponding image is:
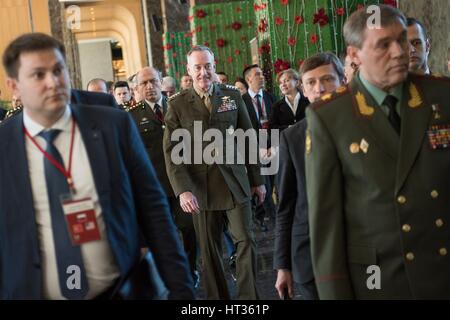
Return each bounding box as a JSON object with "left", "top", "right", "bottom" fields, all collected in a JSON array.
[
  {"left": 243, "top": 93, "right": 259, "bottom": 127},
  {"left": 4, "top": 113, "right": 36, "bottom": 225},
  {"left": 5, "top": 115, "right": 41, "bottom": 263},
  {"left": 350, "top": 76, "right": 399, "bottom": 160},
  {"left": 262, "top": 91, "right": 272, "bottom": 116},
  {"left": 71, "top": 106, "right": 111, "bottom": 195},
  {"left": 395, "top": 77, "right": 430, "bottom": 193}
]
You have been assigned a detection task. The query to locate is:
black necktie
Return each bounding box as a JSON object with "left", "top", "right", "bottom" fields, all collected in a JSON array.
[
  {"left": 383, "top": 95, "right": 401, "bottom": 135},
  {"left": 154, "top": 103, "right": 164, "bottom": 123},
  {"left": 255, "top": 94, "right": 264, "bottom": 125},
  {"left": 39, "top": 129, "right": 89, "bottom": 299}
]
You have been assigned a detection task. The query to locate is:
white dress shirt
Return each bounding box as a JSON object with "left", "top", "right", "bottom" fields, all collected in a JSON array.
[
  {"left": 284, "top": 92, "right": 301, "bottom": 116},
  {"left": 247, "top": 88, "right": 267, "bottom": 120},
  {"left": 146, "top": 97, "right": 163, "bottom": 113},
  {"left": 24, "top": 105, "right": 120, "bottom": 299}
]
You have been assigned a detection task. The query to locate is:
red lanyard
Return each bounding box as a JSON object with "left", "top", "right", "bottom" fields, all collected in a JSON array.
[{"left": 24, "top": 117, "right": 76, "bottom": 192}]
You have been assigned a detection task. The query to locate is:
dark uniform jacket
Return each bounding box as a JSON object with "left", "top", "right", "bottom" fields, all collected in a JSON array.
[
  {"left": 163, "top": 83, "right": 264, "bottom": 211},
  {"left": 305, "top": 73, "right": 450, "bottom": 299},
  {"left": 127, "top": 98, "right": 172, "bottom": 195}
]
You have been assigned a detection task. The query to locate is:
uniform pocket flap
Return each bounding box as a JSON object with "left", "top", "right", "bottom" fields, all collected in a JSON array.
[{"left": 347, "top": 245, "right": 377, "bottom": 265}]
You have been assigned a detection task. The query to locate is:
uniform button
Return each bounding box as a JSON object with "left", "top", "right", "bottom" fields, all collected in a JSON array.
[
  {"left": 144, "top": 129, "right": 148, "bottom": 132},
  {"left": 439, "top": 248, "right": 447, "bottom": 256},
  {"left": 405, "top": 252, "right": 414, "bottom": 261},
  {"left": 402, "top": 224, "right": 411, "bottom": 232},
  {"left": 431, "top": 190, "right": 439, "bottom": 198},
  {"left": 397, "top": 195, "right": 406, "bottom": 204},
  {"left": 436, "top": 219, "right": 444, "bottom": 228}
]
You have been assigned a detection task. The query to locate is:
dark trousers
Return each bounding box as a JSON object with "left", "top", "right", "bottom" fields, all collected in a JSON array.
[
  {"left": 297, "top": 279, "right": 319, "bottom": 300},
  {"left": 169, "top": 197, "right": 197, "bottom": 278},
  {"left": 193, "top": 201, "right": 259, "bottom": 300}
]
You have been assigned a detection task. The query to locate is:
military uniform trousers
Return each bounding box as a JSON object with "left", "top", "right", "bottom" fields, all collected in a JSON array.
[{"left": 193, "top": 201, "right": 258, "bottom": 300}]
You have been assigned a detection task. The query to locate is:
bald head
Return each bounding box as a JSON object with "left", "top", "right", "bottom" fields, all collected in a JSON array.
[{"left": 137, "top": 67, "right": 162, "bottom": 103}]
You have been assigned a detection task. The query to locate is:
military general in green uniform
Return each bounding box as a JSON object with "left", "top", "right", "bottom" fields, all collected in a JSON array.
[
  {"left": 305, "top": 4, "right": 450, "bottom": 299},
  {"left": 163, "top": 46, "right": 266, "bottom": 299},
  {"left": 127, "top": 66, "right": 199, "bottom": 287}
]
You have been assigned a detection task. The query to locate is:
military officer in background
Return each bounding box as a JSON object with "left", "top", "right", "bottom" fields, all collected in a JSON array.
[
  {"left": 305, "top": 4, "right": 450, "bottom": 299},
  {"left": 127, "top": 66, "right": 199, "bottom": 287},
  {"left": 164, "top": 45, "right": 266, "bottom": 299}
]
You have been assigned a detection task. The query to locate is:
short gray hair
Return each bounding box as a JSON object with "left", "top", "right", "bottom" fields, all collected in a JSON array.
[
  {"left": 344, "top": 4, "right": 406, "bottom": 49},
  {"left": 186, "top": 45, "right": 215, "bottom": 61},
  {"left": 162, "top": 76, "right": 176, "bottom": 87}
]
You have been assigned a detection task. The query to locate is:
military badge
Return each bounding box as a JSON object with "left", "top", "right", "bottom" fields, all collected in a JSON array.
[
  {"left": 359, "top": 139, "right": 369, "bottom": 154},
  {"left": 335, "top": 86, "right": 347, "bottom": 94},
  {"left": 217, "top": 96, "right": 237, "bottom": 113},
  {"left": 355, "top": 92, "right": 374, "bottom": 116},
  {"left": 427, "top": 124, "right": 450, "bottom": 150},
  {"left": 431, "top": 104, "right": 441, "bottom": 120},
  {"left": 305, "top": 130, "right": 312, "bottom": 155},
  {"left": 349, "top": 142, "right": 360, "bottom": 154},
  {"left": 321, "top": 93, "right": 332, "bottom": 101},
  {"left": 407, "top": 83, "right": 423, "bottom": 108}
]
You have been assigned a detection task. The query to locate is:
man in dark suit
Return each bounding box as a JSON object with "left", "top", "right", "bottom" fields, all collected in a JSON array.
[
  {"left": 274, "top": 53, "right": 346, "bottom": 300},
  {"left": 127, "top": 66, "right": 199, "bottom": 288},
  {"left": 242, "top": 64, "right": 277, "bottom": 230},
  {"left": 306, "top": 5, "right": 450, "bottom": 299},
  {"left": 0, "top": 32, "right": 194, "bottom": 300}
]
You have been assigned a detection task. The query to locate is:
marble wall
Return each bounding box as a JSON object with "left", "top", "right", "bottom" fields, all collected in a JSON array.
[{"left": 399, "top": 0, "right": 450, "bottom": 76}]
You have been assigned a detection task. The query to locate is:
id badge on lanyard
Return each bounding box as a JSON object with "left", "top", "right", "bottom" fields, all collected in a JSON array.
[{"left": 61, "top": 195, "right": 101, "bottom": 246}]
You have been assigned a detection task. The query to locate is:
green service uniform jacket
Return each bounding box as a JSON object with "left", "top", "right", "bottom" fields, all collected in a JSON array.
[
  {"left": 127, "top": 99, "right": 172, "bottom": 195},
  {"left": 163, "top": 83, "right": 263, "bottom": 211},
  {"left": 305, "top": 73, "right": 450, "bottom": 299}
]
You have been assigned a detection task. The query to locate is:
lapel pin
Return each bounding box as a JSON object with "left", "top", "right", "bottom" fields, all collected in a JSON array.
[
  {"left": 431, "top": 104, "right": 441, "bottom": 120},
  {"left": 349, "top": 142, "right": 360, "bottom": 154},
  {"left": 359, "top": 138, "right": 369, "bottom": 154}
]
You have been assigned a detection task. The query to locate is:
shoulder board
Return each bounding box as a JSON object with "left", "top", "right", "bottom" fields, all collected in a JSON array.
[
  {"left": 168, "top": 90, "right": 187, "bottom": 101},
  {"left": 311, "top": 85, "right": 350, "bottom": 110},
  {"left": 409, "top": 72, "right": 450, "bottom": 83},
  {"left": 220, "top": 84, "right": 239, "bottom": 91},
  {"left": 126, "top": 101, "right": 145, "bottom": 112}
]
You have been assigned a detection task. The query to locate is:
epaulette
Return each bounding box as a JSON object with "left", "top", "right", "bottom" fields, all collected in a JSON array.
[
  {"left": 5, "top": 106, "right": 23, "bottom": 119},
  {"left": 168, "top": 90, "right": 186, "bottom": 101},
  {"left": 410, "top": 72, "right": 450, "bottom": 83},
  {"left": 125, "top": 100, "right": 145, "bottom": 112},
  {"left": 311, "top": 85, "right": 350, "bottom": 110},
  {"left": 222, "top": 84, "right": 239, "bottom": 91}
]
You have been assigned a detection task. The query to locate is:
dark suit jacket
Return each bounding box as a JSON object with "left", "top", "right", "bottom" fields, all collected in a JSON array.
[
  {"left": 128, "top": 98, "right": 172, "bottom": 195},
  {"left": 242, "top": 90, "right": 277, "bottom": 131},
  {"left": 274, "top": 118, "right": 314, "bottom": 285},
  {"left": 0, "top": 104, "right": 194, "bottom": 299},
  {"left": 71, "top": 89, "right": 119, "bottom": 109},
  {"left": 269, "top": 94, "right": 309, "bottom": 132}
]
